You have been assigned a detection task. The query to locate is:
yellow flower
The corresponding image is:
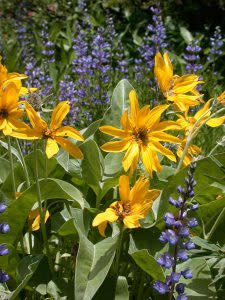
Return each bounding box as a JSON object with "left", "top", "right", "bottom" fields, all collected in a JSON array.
[
  {"left": 28, "top": 208, "right": 50, "bottom": 231},
  {"left": 0, "top": 59, "right": 35, "bottom": 96},
  {"left": 177, "top": 139, "right": 201, "bottom": 167},
  {"left": 154, "top": 52, "right": 203, "bottom": 111},
  {"left": 92, "top": 175, "right": 160, "bottom": 236},
  {"left": 11, "top": 101, "right": 84, "bottom": 159},
  {"left": 99, "top": 90, "right": 180, "bottom": 176},
  {"left": 217, "top": 91, "right": 225, "bottom": 105},
  {"left": 177, "top": 100, "right": 225, "bottom": 136},
  {"left": 0, "top": 82, "right": 31, "bottom": 135}
]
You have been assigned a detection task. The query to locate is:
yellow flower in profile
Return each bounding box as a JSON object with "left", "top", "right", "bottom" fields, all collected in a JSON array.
[
  {"left": 28, "top": 208, "right": 50, "bottom": 231},
  {"left": 0, "top": 82, "right": 31, "bottom": 135},
  {"left": 92, "top": 175, "right": 160, "bottom": 236},
  {"left": 177, "top": 100, "right": 225, "bottom": 136},
  {"left": 0, "top": 59, "right": 35, "bottom": 96},
  {"left": 154, "top": 52, "right": 203, "bottom": 111},
  {"left": 217, "top": 91, "right": 225, "bottom": 105},
  {"left": 11, "top": 101, "right": 84, "bottom": 159},
  {"left": 177, "top": 139, "right": 201, "bottom": 167},
  {"left": 99, "top": 90, "right": 180, "bottom": 176}
]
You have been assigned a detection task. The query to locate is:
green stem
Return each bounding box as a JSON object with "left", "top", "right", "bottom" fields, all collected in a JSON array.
[
  {"left": 206, "top": 207, "right": 225, "bottom": 240},
  {"left": 16, "top": 139, "right": 30, "bottom": 188},
  {"left": 7, "top": 136, "right": 16, "bottom": 199},
  {"left": 114, "top": 226, "right": 124, "bottom": 277},
  {"left": 34, "top": 141, "right": 53, "bottom": 271},
  {"left": 136, "top": 272, "right": 145, "bottom": 300}
]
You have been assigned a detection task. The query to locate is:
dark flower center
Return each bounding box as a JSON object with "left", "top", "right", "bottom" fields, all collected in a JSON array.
[
  {"left": 114, "top": 201, "right": 131, "bottom": 222},
  {"left": 133, "top": 128, "right": 149, "bottom": 144},
  {"left": 0, "top": 109, "right": 8, "bottom": 119}
]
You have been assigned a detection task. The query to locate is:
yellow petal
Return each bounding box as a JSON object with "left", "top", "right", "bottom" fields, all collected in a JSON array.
[
  {"left": 46, "top": 138, "right": 59, "bottom": 159},
  {"left": 123, "top": 215, "right": 140, "bottom": 228},
  {"left": 2, "top": 82, "right": 19, "bottom": 109},
  {"left": 55, "top": 137, "right": 83, "bottom": 159},
  {"left": 122, "top": 142, "right": 139, "bottom": 172},
  {"left": 55, "top": 126, "right": 84, "bottom": 141},
  {"left": 150, "top": 131, "right": 181, "bottom": 143},
  {"left": 151, "top": 120, "right": 181, "bottom": 131},
  {"left": 50, "top": 101, "right": 70, "bottom": 130},
  {"left": 129, "top": 90, "right": 140, "bottom": 122},
  {"left": 25, "top": 102, "right": 47, "bottom": 131},
  {"left": 119, "top": 175, "right": 130, "bottom": 203},
  {"left": 194, "top": 100, "right": 211, "bottom": 120},
  {"left": 151, "top": 140, "right": 177, "bottom": 162},
  {"left": 145, "top": 105, "right": 169, "bottom": 129},
  {"left": 98, "top": 221, "right": 108, "bottom": 237},
  {"left": 101, "top": 139, "right": 131, "bottom": 153},
  {"left": 120, "top": 110, "right": 131, "bottom": 130},
  {"left": 206, "top": 116, "right": 225, "bottom": 127},
  {"left": 92, "top": 208, "right": 118, "bottom": 227},
  {"left": 140, "top": 145, "right": 154, "bottom": 176},
  {"left": 154, "top": 52, "right": 173, "bottom": 93},
  {"left": 99, "top": 125, "right": 129, "bottom": 138}
]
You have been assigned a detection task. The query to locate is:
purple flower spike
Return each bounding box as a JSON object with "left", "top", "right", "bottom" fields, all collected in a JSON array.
[
  {"left": 153, "top": 280, "right": 169, "bottom": 294},
  {"left": 187, "top": 217, "right": 198, "bottom": 228},
  {"left": 183, "top": 240, "right": 196, "bottom": 250},
  {"left": 0, "top": 222, "right": 10, "bottom": 234},
  {"left": 181, "top": 268, "right": 193, "bottom": 279},
  {"left": 159, "top": 229, "right": 178, "bottom": 245},
  {"left": 177, "top": 249, "right": 188, "bottom": 261},
  {"left": 164, "top": 212, "right": 175, "bottom": 226},
  {"left": 179, "top": 226, "right": 190, "bottom": 238},
  {"left": 0, "top": 244, "right": 9, "bottom": 256},
  {"left": 0, "top": 203, "right": 7, "bottom": 214},
  {"left": 176, "top": 283, "right": 185, "bottom": 294},
  {"left": 171, "top": 272, "right": 181, "bottom": 283},
  {"left": 157, "top": 252, "right": 174, "bottom": 269},
  {"left": 0, "top": 270, "right": 10, "bottom": 283}
]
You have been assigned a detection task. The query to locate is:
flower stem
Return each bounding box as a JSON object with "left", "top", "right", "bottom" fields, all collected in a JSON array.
[
  {"left": 7, "top": 136, "right": 16, "bottom": 199},
  {"left": 34, "top": 141, "right": 53, "bottom": 271},
  {"left": 16, "top": 139, "right": 30, "bottom": 189},
  {"left": 114, "top": 226, "right": 124, "bottom": 277}
]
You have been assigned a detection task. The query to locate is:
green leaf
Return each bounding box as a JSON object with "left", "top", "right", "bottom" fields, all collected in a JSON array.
[
  {"left": 0, "top": 158, "right": 10, "bottom": 184},
  {"left": 0, "top": 140, "right": 23, "bottom": 165},
  {"left": 97, "top": 177, "right": 119, "bottom": 203},
  {"left": 10, "top": 255, "right": 43, "bottom": 300},
  {"left": 191, "top": 237, "right": 220, "bottom": 252},
  {"left": 81, "top": 119, "right": 102, "bottom": 139},
  {"left": 0, "top": 178, "right": 85, "bottom": 246},
  {"left": 115, "top": 276, "right": 129, "bottom": 300},
  {"left": 74, "top": 220, "right": 119, "bottom": 300},
  {"left": 104, "top": 153, "right": 124, "bottom": 176},
  {"left": 80, "top": 139, "right": 103, "bottom": 195},
  {"left": 129, "top": 249, "right": 165, "bottom": 281},
  {"left": 176, "top": 258, "right": 216, "bottom": 299},
  {"left": 179, "top": 26, "right": 193, "bottom": 43},
  {"left": 103, "top": 79, "right": 134, "bottom": 127}
]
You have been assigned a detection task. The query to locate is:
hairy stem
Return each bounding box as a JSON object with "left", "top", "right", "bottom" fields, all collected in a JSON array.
[
  {"left": 7, "top": 136, "right": 16, "bottom": 199},
  {"left": 16, "top": 139, "right": 30, "bottom": 188}
]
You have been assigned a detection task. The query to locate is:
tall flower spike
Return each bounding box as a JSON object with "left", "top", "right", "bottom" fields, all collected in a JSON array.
[
  {"left": 11, "top": 101, "right": 84, "bottom": 159},
  {"left": 154, "top": 52, "right": 203, "bottom": 111},
  {"left": 92, "top": 175, "right": 160, "bottom": 236},
  {"left": 0, "top": 199, "right": 10, "bottom": 283},
  {"left": 99, "top": 90, "right": 181, "bottom": 176},
  {"left": 153, "top": 163, "right": 198, "bottom": 299}
]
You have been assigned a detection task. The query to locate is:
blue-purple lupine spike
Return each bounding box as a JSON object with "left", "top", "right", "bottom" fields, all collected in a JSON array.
[{"left": 153, "top": 163, "right": 198, "bottom": 299}]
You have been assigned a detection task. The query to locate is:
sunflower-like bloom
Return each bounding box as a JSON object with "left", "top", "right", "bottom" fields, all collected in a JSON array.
[
  {"left": 11, "top": 101, "right": 84, "bottom": 159},
  {"left": 92, "top": 175, "right": 160, "bottom": 236},
  {"left": 177, "top": 100, "right": 225, "bottom": 136},
  {"left": 154, "top": 52, "right": 203, "bottom": 111},
  {"left": 0, "top": 59, "right": 35, "bottom": 96},
  {"left": 28, "top": 208, "right": 50, "bottom": 231},
  {"left": 99, "top": 90, "right": 181, "bottom": 176},
  {"left": 0, "top": 82, "right": 31, "bottom": 135},
  {"left": 177, "top": 139, "right": 201, "bottom": 167}
]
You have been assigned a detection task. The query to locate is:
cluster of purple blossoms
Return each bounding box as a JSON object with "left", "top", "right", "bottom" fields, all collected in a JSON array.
[
  {"left": 153, "top": 163, "right": 199, "bottom": 299},
  {"left": 184, "top": 39, "right": 202, "bottom": 73},
  {"left": 207, "top": 26, "right": 224, "bottom": 62},
  {"left": 135, "top": 2, "right": 167, "bottom": 82},
  {"left": 115, "top": 42, "right": 129, "bottom": 79},
  {"left": 0, "top": 201, "right": 10, "bottom": 284}
]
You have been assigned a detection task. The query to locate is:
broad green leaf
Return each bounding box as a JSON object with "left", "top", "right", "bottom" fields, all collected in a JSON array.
[
  {"left": 192, "top": 237, "right": 220, "bottom": 252},
  {"left": 74, "top": 219, "right": 119, "bottom": 300},
  {"left": 115, "top": 276, "right": 129, "bottom": 300},
  {"left": 103, "top": 79, "right": 134, "bottom": 127},
  {"left": 129, "top": 249, "right": 165, "bottom": 281},
  {"left": 56, "top": 150, "right": 70, "bottom": 172},
  {"left": 80, "top": 139, "right": 103, "bottom": 195},
  {"left": 0, "top": 178, "right": 85, "bottom": 246},
  {"left": 81, "top": 119, "right": 102, "bottom": 139},
  {"left": 104, "top": 153, "right": 124, "bottom": 176},
  {"left": 0, "top": 158, "right": 10, "bottom": 184},
  {"left": 97, "top": 177, "right": 119, "bottom": 203},
  {"left": 10, "top": 255, "right": 43, "bottom": 300},
  {"left": 0, "top": 139, "right": 23, "bottom": 165},
  {"left": 176, "top": 258, "right": 216, "bottom": 299}
]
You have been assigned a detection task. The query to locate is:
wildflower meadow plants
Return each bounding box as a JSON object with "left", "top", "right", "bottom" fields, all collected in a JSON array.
[{"left": 0, "top": 2, "right": 225, "bottom": 299}]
